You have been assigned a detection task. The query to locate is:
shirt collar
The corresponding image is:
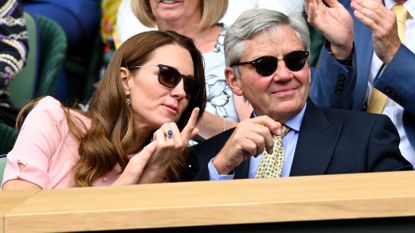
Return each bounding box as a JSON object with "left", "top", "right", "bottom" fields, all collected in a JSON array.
[
  {"left": 252, "top": 103, "right": 306, "bottom": 133},
  {"left": 284, "top": 103, "right": 306, "bottom": 132}
]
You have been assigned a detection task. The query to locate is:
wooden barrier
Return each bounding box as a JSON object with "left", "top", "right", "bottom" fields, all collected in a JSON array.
[
  {"left": 0, "top": 190, "right": 39, "bottom": 233},
  {"left": 1, "top": 171, "right": 415, "bottom": 232}
]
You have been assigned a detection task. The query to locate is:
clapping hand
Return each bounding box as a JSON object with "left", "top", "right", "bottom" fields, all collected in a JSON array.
[
  {"left": 351, "top": 0, "right": 401, "bottom": 64},
  {"left": 306, "top": 0, "right": 354, "bottom": 59}
]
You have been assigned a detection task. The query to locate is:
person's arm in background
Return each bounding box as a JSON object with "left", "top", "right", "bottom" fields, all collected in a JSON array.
[
  {"left": 196, "top": 111, "right": 237, "bottom": 139},
  {"left": 0, "top": 0, "right": 28, "bottom": 90},
  {"left": 306, "top": 0, "right": 357, "bottom": 109},
  {"left": 349, "top": 0, "right": 415, "bottom": 115}
]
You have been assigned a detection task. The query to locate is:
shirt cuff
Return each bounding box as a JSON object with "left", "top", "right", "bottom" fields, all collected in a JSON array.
[{"left": 208, "top": 158, "right": 235, "bottom": 180}]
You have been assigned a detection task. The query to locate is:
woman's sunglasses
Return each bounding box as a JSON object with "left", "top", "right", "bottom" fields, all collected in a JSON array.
[
  {"left": 231, "top": 50, "right": 310, "bottom": 76},
  {"left": 128, "top": 64, "right": 200, "bottom": 100}
]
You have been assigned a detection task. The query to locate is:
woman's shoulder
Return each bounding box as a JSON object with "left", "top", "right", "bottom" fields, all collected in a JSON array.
[
  {"left": 31, "top": 96, "right": 64, "bottom": 116},
  {"left": 22, "top": 96, "right": 90, "bottom": 132},
  {"left": 37, "top": 95, "right": 61, "bottom": 106},
  {"left": 18, "top": 96, "right": 67, "bottom": 129}
]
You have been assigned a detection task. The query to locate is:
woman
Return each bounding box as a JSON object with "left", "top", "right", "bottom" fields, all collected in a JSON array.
[
  {"left": 2, "top": 30, "right": 206, "bottom": 189},
  {"left": 127, "top": 0, "right": 252, "bottom": 139}
]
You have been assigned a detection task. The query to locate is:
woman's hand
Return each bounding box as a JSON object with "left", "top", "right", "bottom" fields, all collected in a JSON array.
[
  {"left": 112, "top": 141, "right": 157, "bottom": 186},
  {"left": 138, "top": 108, "right": 200, "bottom": 183}
]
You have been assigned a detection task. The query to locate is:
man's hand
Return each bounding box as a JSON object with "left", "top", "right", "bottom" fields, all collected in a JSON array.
[
  {"left": 212, "top": 116, "right": 282, "bottom": 175},
  {"left": 351, "top": 0, "right": 401, "bottom": 64},
  {"left": 306, "top": 0, "right": 354, "bottom": 59}
]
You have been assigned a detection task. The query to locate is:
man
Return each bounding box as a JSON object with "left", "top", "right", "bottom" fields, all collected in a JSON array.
[
  {"left": 187, "top": 9, "right": 412, "bottom": 180},
  {"left": 307, "top": 0, "right": 415, "bottom": 166}
]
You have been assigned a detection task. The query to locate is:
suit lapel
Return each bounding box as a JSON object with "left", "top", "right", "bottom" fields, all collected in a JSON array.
[
  {"left": 235, "top": 160, "right": 250, "bottom": 179},
  {"left": 290, "top": 101, "right": 343, "bottom": 176}
]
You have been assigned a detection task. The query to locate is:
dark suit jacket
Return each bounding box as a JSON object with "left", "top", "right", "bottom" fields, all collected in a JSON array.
[{"left": 188, "top": 101, "right": 413, "bottom": 180}]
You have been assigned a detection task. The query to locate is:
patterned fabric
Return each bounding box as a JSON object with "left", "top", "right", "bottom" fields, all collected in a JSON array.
[
  {"left": 367, "top": 4, "right": 408, "bottom": 114},
  {"left": 203, "top": 25, "right": 238, "bottom": 121},
  {"left": 100, "top": 0, "right": 121, "bottom": 71},
  {"left": 255, "top": 125, "right": 291, "bottom": 178},
  {"left": 0, "top": 0, "right": 28, "bottom": 90}
]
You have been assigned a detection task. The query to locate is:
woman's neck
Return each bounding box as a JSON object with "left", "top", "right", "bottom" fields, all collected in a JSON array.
[
  {"left": 157, "top": 16, "right": 201, "bottom": 40},
  {"left": 158, "top": 21, "right": 222, "bottom": 53}
]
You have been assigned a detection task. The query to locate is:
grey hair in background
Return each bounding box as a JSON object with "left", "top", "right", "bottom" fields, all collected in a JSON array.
[{"left": 224, "top": 8, "right": 310, "bottom": 77}]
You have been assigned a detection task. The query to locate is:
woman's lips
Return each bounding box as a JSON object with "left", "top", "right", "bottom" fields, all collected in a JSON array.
[
  {"left": 162, "top": 104, "right": 179, "bottom": 115},
  {"left": 159, "top": 0, "right": 181, "bottom": 4}
]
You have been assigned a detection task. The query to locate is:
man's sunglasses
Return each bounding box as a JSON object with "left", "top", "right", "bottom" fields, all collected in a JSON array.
[
  {"left": 231, "top": 50, "right": 310, "bottom": 76},
  {"left": 128, "top": 64, "right": 199, "bottom": 100}
]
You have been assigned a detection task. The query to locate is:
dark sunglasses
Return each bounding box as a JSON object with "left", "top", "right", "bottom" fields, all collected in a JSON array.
[
  {"left": 231, "top": 50, "right": 309, "bottom": 76},
  {"left": 128, "top": 64, "right": 199, "bottom": 100}
]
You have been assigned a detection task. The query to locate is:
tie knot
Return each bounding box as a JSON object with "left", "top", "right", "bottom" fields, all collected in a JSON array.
[
  {"left": 281, "top": 125, "right": 291, "bottom": 137},
  {"left": 392, "top": 4, "right": 408, "bottom": 23}
]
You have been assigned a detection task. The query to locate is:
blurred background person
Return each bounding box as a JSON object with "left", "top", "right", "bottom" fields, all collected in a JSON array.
[
  {"left": 0, "top": 0, "right": 28, "bottom": 127},
  {"left": 307, "top": 0, "right": 415, "bottom": 166}
]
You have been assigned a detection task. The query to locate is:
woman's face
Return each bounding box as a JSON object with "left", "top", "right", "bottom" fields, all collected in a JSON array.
[
  {"left": 122, "top": 44, "right": 195, "bottom": 130},
  {"left": 149, "top": 0, "right": 202, "bottom": 24}
]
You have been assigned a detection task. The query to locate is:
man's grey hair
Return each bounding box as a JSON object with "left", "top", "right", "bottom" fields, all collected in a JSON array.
[{"left": 224, "top": 8, "right": 310, "bottom": 77}]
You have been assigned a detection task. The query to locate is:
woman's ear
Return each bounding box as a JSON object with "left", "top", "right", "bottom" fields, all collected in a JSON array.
[
  {"left": 120, "top": 67, "right": 131, "bottom": 96},
  {"left": 225, "top": 67, "right": 243, "bottom": 96}
]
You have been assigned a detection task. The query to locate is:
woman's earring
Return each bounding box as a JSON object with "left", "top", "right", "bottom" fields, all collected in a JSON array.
[{"left": 126, "top": 97, "right": 131, "bottom": 106}]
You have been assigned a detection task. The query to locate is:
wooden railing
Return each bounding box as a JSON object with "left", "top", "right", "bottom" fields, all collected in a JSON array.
[{"left": 1, "top": 171, "right": 414, "bottom": 233}]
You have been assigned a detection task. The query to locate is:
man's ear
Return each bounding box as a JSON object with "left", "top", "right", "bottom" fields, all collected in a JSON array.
[
  {"left": 225, "top": 67, "right": 243, "bottom": 96},
  {"left": 120, "top": 67, "right": 131, "bottom": 96}
]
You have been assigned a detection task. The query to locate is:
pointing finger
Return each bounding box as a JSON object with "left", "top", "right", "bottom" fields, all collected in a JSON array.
[{"left": 181, "top": 107, "right": 200, "bottom": 141}]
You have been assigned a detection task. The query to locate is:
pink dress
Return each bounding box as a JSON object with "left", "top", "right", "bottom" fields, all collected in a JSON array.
[{"left": 2, "top": 96, "right": 123, "bottom": 189}]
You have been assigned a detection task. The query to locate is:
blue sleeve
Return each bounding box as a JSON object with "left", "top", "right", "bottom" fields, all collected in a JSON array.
[
  {"left": 374, "top": 45, "right": 415, "bottom": 115},
  {"left": 310, "top": 44, "right": 355, "bottom": 109},
  {"left": 208, "top": 158, "right": 235, "bottom": 180}
]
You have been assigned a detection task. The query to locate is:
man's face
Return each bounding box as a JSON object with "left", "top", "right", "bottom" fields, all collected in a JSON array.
[{"left": 228, "top": 25, "right": 310, "bottom": 122}]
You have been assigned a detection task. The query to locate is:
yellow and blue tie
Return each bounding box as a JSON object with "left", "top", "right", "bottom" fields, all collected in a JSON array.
[{"left": 255, "top": 125, "right": 291, "bottom": 178}]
